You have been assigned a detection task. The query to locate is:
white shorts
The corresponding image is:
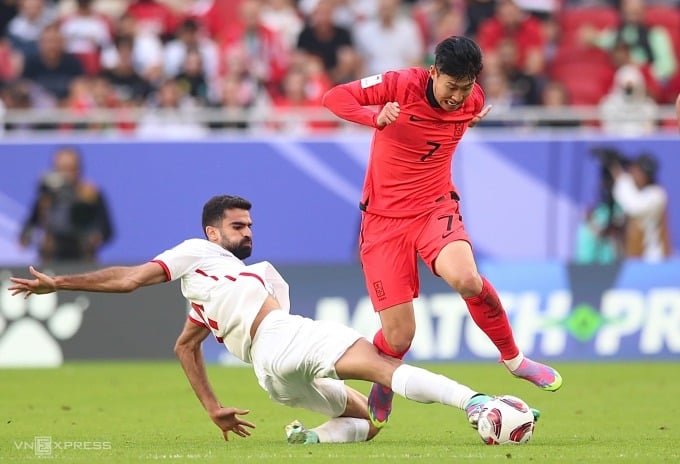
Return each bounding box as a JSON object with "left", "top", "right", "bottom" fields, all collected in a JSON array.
[{"left": 250, "top": 310, "right": 364, "bottom": 418}]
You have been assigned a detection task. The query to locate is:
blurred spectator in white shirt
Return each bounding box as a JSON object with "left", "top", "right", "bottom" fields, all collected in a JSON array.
[
  {"left": 100, "top": 14, "right": 163, "bottom": 83},
  {"left": 59, "top": 0, "right": 113, "bottom": 75},
  {"left": 599, "top": 64, "right": 658, "bottom": 136},
  {"left": 164, "top": 18, "right": 218, "bottom": 83},
  {"left": 353, "top": 0, "right": 424, "bottom": 75},
  {"left": 261, "top": 0, "right": 304, "bottom": 52},
  {"left": 8, "top": 0, "right": 57, "bottom": 57},
  {"left": 137, "top": 78, "right": 208, "bottom": 138},
  {"left": 610, "top": 154, "right": 672, "bottom": 261}
]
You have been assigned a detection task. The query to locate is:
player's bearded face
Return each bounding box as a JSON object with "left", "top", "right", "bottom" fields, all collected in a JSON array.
[
  {"left": 223, "top": 235, "right": 252, "bottom": 260},
  {"left": 215, "top": 209, "right": 253, "bottom": 260},
  {"left": 431, "top": 68, "right": 475, "bottom": 111}
]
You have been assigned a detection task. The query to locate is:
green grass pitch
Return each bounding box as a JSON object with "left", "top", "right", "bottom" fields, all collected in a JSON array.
[{"left": 1, "top": 362, "right": 678, "bottom": 463}]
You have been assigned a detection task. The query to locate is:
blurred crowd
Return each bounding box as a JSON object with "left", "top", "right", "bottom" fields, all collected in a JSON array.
[{"left": 0, "top": 0, "right": 679, "bottom": 134}]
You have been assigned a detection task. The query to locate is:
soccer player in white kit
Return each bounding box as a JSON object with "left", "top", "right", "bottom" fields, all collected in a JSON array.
[{"left": 9, "top": 195, "right": 538, "bottom": 444}]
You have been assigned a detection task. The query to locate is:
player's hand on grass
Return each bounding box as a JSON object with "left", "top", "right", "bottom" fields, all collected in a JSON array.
[
  {"left": 8, "top": 266, "right": 57, "bottom": 298},
  {"left": 469, "top": 104, "right": 492, "bottom": 128},
  {"left": 210, "top": 407, "right": 256, "bottom": 441},
  {"left": 377, "top": 102, "right": 400, "bottom": 127}
]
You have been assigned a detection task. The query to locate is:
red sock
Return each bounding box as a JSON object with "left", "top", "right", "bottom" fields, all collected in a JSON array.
[
  {"left": 373, "top": 329, "right": 409, "bottom": 360},
  {"left": 463, "top": 276, "right": 520, "bottom": 361}
]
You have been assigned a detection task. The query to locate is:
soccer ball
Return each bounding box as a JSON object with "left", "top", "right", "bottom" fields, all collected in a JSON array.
[{"left": 477, "top": 395, "right": 535, "bottom": 445}]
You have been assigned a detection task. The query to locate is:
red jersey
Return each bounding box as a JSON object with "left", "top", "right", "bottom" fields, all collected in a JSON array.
[{"left": 322, "top": 68, "right": 484, "bottom": 217}]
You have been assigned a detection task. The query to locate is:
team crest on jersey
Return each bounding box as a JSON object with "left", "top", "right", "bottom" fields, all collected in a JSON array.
[
  {"left": 453, "top": 122, "right": 465, "bottom": 137},
  {"left": 361, "top": 74, "right": 383, "bottom": 88}
]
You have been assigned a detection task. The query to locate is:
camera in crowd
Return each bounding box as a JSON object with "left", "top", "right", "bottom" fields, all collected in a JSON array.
[
  {"left": 591, "top": 146, "right": 659, "bottom": 185},
  {"left": 590, "top": 147, "right": 628, "bottom": 173}
]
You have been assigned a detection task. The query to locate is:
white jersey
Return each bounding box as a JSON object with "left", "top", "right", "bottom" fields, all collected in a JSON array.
[
  {"left": 613, "top": 174, "right": 668, "bottom": 261},
  {"left": 152, "top": 239, "right": 290, "bottom": 363}
]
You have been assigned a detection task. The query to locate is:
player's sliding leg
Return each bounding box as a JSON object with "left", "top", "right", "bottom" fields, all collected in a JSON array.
[
  {"left": 334, "top": 339, "right": 541, "bottom": 429},
  {"left": 285, "top": 417, "right": 372, "bottom": 444},
  {"left": 463, "top": 276, "right": 563, "bottom": 392},
  {"left": 285, "top": 420, "right": 320, "bottom": 444},
  {"left": 286, "top": 385, "right": 377, "bottom": 444}
]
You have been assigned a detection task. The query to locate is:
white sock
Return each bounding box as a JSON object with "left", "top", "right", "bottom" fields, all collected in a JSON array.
[
  {"left": 502, "top": 352, "right": 525, "bottom": 371},
  {"left": 390, "top": 364, "right": 477, "bottom": 410},
  {"left": 311, "top": 417, "right": 370, "bottom": 443}
]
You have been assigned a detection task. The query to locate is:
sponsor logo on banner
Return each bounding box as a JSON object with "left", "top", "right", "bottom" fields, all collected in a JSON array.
[
  {"left": 314, "top": 287, "right": 680, "bottom": 361},
  {"left": 0, "top": 271, "right": 89, "bottom": 367}
]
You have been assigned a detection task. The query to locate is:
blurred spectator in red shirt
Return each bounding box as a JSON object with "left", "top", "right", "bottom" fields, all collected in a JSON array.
[
  {"left": 124, "top": 0, "right": 179, "bottom": 40},
  {"left": 218, "top": 0, "right": 288, "bottom": 95},
  {"left": 477, "top": 0, "right": 546, "bottom": 76},
  {"left": 465, "top": 0, "right": 496, "bottom": 38},
  {"left": 192, "top": 0, "right": 243, "bottom": 40},
  {"left": 62, "top": 75, "right": 121, "bottom": 132},
  {"left": 272, "top": 65, "right": 336, "bottom": 133},
  {"left": 0, "top": 37, "right": 22, "bottom": 83},
  {"left": 59, "top": 0, "right": 113, "bottom": 75}
]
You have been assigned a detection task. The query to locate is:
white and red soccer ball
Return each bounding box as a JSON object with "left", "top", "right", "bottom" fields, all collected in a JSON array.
[{"left": 477, "top": 395, "right": 535, "bottom": 445}]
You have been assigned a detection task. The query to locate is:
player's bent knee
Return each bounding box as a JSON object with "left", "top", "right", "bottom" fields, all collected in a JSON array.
[
  {"left": 382, "top": 329, "right": 415, "bottom": 354},
  {"left": 447, "top": 271, "right": 481, "bottom": 296},
  {"left": 386, "top": 335, "right": 413, "bottom": 355}
]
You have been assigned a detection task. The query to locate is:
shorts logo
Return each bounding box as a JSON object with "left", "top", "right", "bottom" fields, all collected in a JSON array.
[{"left": 373, "top": 281, "right": 386, "bottom": 301}]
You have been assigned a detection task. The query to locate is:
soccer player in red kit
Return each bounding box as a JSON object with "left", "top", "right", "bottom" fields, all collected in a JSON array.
[{"left": 322, "top": 36, "right": 562, "bottom": 428}]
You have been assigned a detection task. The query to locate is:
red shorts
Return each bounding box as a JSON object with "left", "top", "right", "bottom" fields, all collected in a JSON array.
[{"left": 359, "top": 198, "right": 471, "bottom": 311}]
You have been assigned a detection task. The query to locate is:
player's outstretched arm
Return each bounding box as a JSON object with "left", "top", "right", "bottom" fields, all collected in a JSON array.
[
  {"left": 8, "top": 262, "right": 167, "bottom": 298},
  {"left": 174, "top": 319, "right": 255, "bottom": 441},
  {"left": 323, "top": 75, "right": 396, "bottom": 129},
  {"left": 675, "top": 93, "right": 680, "bottom": 131}
]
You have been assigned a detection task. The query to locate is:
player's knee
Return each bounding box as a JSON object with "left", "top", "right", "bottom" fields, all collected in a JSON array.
[
  {"left": 383, "top": 329, "right": 413, "bottom": 355},
  {"left": 447, "top": 271, "right": 482, "bottom": 297}
]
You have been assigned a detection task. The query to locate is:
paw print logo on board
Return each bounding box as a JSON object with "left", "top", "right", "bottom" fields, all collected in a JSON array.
[{"left": 0, "top": 271, "right": 89, "bottom": 367}]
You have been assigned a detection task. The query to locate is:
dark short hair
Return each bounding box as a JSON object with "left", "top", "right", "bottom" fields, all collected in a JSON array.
[
  {"left": 434, "top": 36, "right": 483, "bottom": 81},
  {"left": 632, "top": 154, "right": 659, "bottom": 183},
  {"left": 202, "top": 195, "right": 252, "bottom": 237}
]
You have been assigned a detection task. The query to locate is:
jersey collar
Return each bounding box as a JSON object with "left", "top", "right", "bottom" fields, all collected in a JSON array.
[{"left": 426, "top": 78, "right": 441, "bottom": 109}]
